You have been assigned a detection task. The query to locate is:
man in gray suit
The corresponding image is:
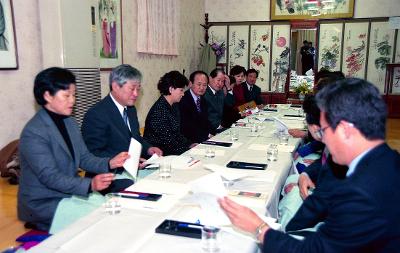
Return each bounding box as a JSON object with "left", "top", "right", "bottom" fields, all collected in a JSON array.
[
  {"left": 18, "top": 67, "right": 128, "bottom": 231},
  {"left": 203, "top": 68, "right": 235, "bottom": 133}
]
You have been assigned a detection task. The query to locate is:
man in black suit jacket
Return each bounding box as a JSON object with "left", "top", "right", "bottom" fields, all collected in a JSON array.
[
  {"left": 219, "top": 78, "right": 400, "bottom": 253},
  {"left": 82, "top": 65, "right": 162, "bottom": 191},
  {"left": 241, "top": 68, "right": 263, "bottom": 106},
  {"left": 179, "top": 71, "right": 215, "bottom": 143}
]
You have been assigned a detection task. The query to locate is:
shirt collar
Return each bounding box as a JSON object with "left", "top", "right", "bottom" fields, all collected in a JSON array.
[
  {"left": 208, "top": 85, "right": 217, "bottom": 95},
  {"left": 189, "top": 89, "right": 200, "bottom": 102},
  {"left": 347, "top": 147, "right": 373, "bottom": 177},
  {"left": 246, "top": 82, "right": 253, "bottom": 91},
  {"left": 110, "top": 93, "right": 125, "bottom": 116}
]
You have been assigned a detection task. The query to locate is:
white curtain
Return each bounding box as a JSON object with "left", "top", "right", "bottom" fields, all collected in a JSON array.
[{"left": 137, "top": 0, "right": 179, "bottom": 55}]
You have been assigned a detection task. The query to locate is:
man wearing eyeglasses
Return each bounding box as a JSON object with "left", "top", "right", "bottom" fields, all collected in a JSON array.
[{"left": 219, "top": 78, "right": 400, "bottom": 253}]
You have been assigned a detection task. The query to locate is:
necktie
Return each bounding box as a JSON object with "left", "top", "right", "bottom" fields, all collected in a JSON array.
[
  {"left": 123, "top": 107, "right": 129, "bottom": 126},
  {"left": 196, "top": 97, "right": 201, "bottom": 112},
  {"left": 249, "top": 86, "right": 253, "bottom": 92}
]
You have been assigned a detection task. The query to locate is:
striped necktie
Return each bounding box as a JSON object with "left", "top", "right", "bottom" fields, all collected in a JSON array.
[
  {"left": 123, "top": 107, "right": 129, "bottom": 126},
  {"left": 196, "top": 97, "right": 201, "bottom": 112}
]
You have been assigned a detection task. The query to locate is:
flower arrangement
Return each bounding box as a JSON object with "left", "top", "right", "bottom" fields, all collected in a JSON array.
[
  {"left": 210, "top": 42, "right": 226, "bottom": 61},
  {"left": 295, "top": 80, "right": 313, "bottom": 96}
]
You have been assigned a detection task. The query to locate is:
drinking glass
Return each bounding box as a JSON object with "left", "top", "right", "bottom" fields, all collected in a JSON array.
[{"left": 201, "top": 226, "right": 221, "bottom": 252}]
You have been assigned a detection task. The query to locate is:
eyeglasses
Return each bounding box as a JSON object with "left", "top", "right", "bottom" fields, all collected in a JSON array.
[{"left": 314, "top": 126, "right": 329, "bottom": 139}]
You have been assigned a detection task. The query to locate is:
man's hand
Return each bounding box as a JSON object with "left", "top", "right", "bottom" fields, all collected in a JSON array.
[
  {"left": 298, "top": 173, "right": 315, "bottom": 199},
  {"left": 109, "top": 152, "right": 130, "bottom": 169},
  {"left": 218, "top": 197, "right": 266, "bottom": 235},
  {"left": 224, "top": 74, "right": 234, "bottom": 91},
  {"left": 147, "top": 147, "right": 163, "bottom": 156},
  {"left": 91, "top": 173, "right": 114, "bottom": 191},
  {"left": 138, "top": 157, "right": 147, "bottom": 169},
  {"left": 288, "top": 129, "right": 307, "bottom": 138}
]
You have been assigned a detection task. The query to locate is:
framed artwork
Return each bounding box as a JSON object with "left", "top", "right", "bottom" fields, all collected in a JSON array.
[
  {"left": 249, "top": 25, "right": 272, "bottom": 91},
  {"left": 341, "top": 22, "right": 369, "bottom": 78},
  {"left": 318, "top": 22, "right": 343, "bottom": 72},
  {"left": 390, "top": 66, "right": 400, "bottom": 94},
  {"left": 270, "top": 24, "right": 290, "bottom": 92},
  {"left": 209, "top": 25, "right": 228, "bottom": 64},
  {"left": 366, "top": 21, "right": 395, "bottom": 93},
  {"left": 270, "top": 0, "right": 354, "bottom": 20},
  {"left": 228, "top": 25, "right": 249, "bottom": 71},
  {"left": 98, "top": 0, "right": 122, "bottom": 70},
  {"left": 395, "top": 34, "right": 400, "bottom": 63},
  {"left": 0, "top": 0, "right": 18, "bottom": 69}
]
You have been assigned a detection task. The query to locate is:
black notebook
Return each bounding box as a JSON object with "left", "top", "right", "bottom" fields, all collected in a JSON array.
[
  {"left": 155, "top": 219, "right": 203, "bottom": 239},
  {"left": 226, "top": 161, "right": 267, "bottom": 170},
  {"left": 202, "top": 140, "right": 233, "bottom": 147}
]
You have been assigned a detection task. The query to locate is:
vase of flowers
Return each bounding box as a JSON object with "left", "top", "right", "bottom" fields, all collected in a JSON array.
[
  {"left": 295, "top": 81, "right": 312, "bottom": 100},
  {"left": 210, "top": 42, "right": 226, "bottom": 62}
]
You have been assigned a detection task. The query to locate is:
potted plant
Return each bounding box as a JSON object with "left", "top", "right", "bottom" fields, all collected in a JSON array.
[{"left": 295, "top": 80, "right": 312, "bottom": 100}]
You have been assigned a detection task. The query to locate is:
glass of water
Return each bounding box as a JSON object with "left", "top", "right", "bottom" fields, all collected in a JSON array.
[
  {"left": 201, "top": 226, "right": 221, "bottom": 252},
  {"left": 230, "top": 129, "right": 239, "bottom": 141},
  {"left": 205, "top": 146, "right": 216, "bottom": 158},
  {"left": 104, "top": 193, "right": 122, "bottom": 215},
  {"left": 267, "top": 144, "right": 278, "bottom": 161},
  {"left": 158, "top": 161, "right": 172, "bottom": 179}
]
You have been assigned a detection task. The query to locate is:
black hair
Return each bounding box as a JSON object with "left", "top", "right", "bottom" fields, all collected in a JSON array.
[
  {"left": 157, "top": 71, "right": 189, "bottom": 95},
  {"left": 210, "top": 68, "right": 225, "bottom": 78},
  {"left": 246, "top": 68, "right": 259, "bottom": 78},
  {"left": 302, "top": 95, "right": 320, "bottom": 126},
  {"left": 315, "top": 70, "right": 345, "bottom": 92},
  {"left": 189, "top": 70, "right": 209, "bottom": 84},
  {"left": 229, "top": 65, "right": 246, "bottom": 76},
  {"left": 303, "top": 40, "right": 308, "bottom": 44},
  {"left": 229, "top": 75, "right": 236, "bottom": 85},
  {"left": 34, "top": 67, "right": 76, "bottom": 106},
  {"left": 316, "top": 78, "right": 387, "bottom": 140}
]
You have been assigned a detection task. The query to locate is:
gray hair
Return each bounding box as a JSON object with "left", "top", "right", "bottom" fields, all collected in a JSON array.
[{"left": 109, "top": 64, "right": 142, "bottom": 89}]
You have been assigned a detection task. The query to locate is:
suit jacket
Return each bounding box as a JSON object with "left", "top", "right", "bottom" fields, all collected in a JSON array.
[
  {"left": 82, "top": 95, "right": 151, "bottom": 158},
  {"left": 179, "top": 90, "right": 214, "bottom": 143},
  {"left": 264, "top": 143, "right": 400, "bottom": 253},
  {"left": 18, "top": 109, "right": 109, "bottom": 231},
  {"left": 241, "top": 82, "right": 263, "bottom": 105},
  {"left": 203, "top": 86, "right": 234, "bottom": 131},
  {"left": 144, "top": 96, "right": 192, "bottom": 156}
]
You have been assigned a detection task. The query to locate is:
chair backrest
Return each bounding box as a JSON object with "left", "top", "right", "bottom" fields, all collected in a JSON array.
[{"left": 237, "top": 101, "right": 257, "bottom": 113}]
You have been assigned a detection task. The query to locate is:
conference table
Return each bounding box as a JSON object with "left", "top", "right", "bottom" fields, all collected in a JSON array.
[{"left": 28, "top": 105, "right": 305, "bottom": 253}]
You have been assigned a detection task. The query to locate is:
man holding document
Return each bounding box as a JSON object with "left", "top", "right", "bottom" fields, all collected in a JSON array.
[
  {"left": 82, "top": 64, "right": 163, "bottom": 192},
  {"left": 219, "top": 78, "right": 400, "bottom": 252}
]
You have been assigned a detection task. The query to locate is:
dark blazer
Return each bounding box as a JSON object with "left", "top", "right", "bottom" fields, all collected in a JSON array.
[
  {"left": 18, "top": 109, "right": 109, "bottom": 231},
  {"left": 241, "top": 82, "right": 263, "bottom": 105},
  {"left": 179, "top": 90, "right": 214, "bottom": 143},
  {"left": 82, "top": 95, "right": 151, "bottom": 158},
  {"left": 203, "top": 86, "right": 234, "bottom": 131},
  {"left": 144, "top": 96, "right": 192, "bottom": 156},
  {"left": 264, "top": 144, "right": 400, "bottom": 253}
]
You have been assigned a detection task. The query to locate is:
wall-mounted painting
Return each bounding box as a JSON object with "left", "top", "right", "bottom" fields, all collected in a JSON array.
[
  {"left": 270, "top": 24, "right": 290, "bottom": 92},
  {"left": 395, "top": 34, "right": 400, "bottom": 63},
  {"left": 366, "top": 21, "right": 395, "bottom": 94},
  {"left": 318, "top": 22, "right": 343, "bottom": 72},
  {"left": 0, "top": 0, "right": 18, "bottom": 69},
  {"left": 249, "top": 25, "right": 272, "bottom": 91},
  {"left": 209, "top": 25, "right": 228, "bottom": 65},
  {"left": 98, "top": 0, "right": 122, "bottom": 70},
  {"left": 271, "top": 0, "right": 354, "bottom": 21},
  {"left": 341, "top": 22, "right": 369, "bottom": 78},
  {"left": 228, "top": 25, "right": 249, "bottom": 71}
]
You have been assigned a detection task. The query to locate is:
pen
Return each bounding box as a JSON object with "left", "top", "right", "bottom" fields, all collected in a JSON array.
[
  {"left": 118, "top": 193, "right": 144, "bottom": 199},
  {"left": 177, "top": 223, "right": 203, "bottom": 229}
]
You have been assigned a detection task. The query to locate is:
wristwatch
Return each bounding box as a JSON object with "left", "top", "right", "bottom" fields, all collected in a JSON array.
[{"left": 254, "top": 222, "right": 268, "bottom": 243}]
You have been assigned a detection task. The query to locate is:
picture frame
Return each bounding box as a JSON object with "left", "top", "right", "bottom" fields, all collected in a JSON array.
[
  {"left": 270, "top": 0, "right": 354, "bottom": 21},
  {"left": 0, "top": 0, "right": 18, "bottom": 69},
  {"left": 98, "top": 0, "right": 123, "bottom": 70}
]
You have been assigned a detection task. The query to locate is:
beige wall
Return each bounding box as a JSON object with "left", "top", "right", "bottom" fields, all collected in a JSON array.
[
  {"left": 0, "top": 0, "right": 42, "bottom": 148},
  {"left": 0, "top": 0, "right": 204, "bottom": 148},
  {"left": 205, "top": 0, "right": 400, "bottom": 21}
]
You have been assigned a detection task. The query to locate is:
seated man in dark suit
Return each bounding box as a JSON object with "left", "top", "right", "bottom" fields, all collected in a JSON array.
[
  {"left": 179, "top": 71, "right": 215, "bottom": 143},
  {"left": 219, "top": 78, "right": 400, "bottom": 253},
  {"left": 233, "top": 68, "right": 264, "bottom": 107},
  {"left": 203, "top": 68, "right": 235, "bottom": 132},
  {"left": 82, "top": 64, "right": 163, "bottom": 192}
]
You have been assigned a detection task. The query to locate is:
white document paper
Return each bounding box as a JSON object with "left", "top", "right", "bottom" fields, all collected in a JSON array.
[
  {"left": 190, "top": 172, "right": 227, "bottom": 197},
  {"left": 278, "top": 144, "right": 295, "bottom": 153},
  {"left": 123, "top": 138, "right": 142, "bottom": 178},
  {"left": 189, "top": 148, "right": 226, "bottom": 157},
  {"left": 203, "top": 163, "right": 248, "bottom": 181},
  {"left": 274, "top": 117, "right": 289, "bottom": 134}
]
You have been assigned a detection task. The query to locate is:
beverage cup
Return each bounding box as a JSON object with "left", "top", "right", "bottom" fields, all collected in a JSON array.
[{"left": 201, "top": 226, "right": 221, "bottom": 252}]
